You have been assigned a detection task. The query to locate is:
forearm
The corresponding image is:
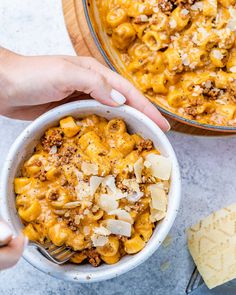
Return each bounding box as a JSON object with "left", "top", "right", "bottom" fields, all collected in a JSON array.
[
  {"left": 0, "top": 48, "right": 10, "bottom": 109},
  {"left": 0, "top": 47, "right": 20, "bottom": 113}
]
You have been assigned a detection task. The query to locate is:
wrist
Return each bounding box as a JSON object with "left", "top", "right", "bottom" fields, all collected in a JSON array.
[{"left": 0, "top": 48, "right": 21, "bottom": 112}]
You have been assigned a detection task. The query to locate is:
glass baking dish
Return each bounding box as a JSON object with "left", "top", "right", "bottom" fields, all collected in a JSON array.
[{"left": 82, "top": 0, "right": 236, "bottom": 133}]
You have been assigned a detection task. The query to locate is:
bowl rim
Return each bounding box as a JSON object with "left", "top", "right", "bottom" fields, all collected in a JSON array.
[
  {"left": 82, "top": 0, "right": 236, "bottom": 133},
  {"left": 0, "top": 100, "right": 181, "bottom": 282}
]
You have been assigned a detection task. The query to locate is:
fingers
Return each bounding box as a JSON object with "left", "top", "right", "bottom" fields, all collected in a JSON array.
[
  {"left": 64, "top": 56, "right": 170, "bottom": 132},
  {"left": 1, "top": 94, "right": 91, "bottom": 120},
  {"left": 0, "top": 221, "right": 13, "bottom": 246},
  {"left": 0, "top": 233, "right": 27, "bottom": 270},
  {"left": 62, "top": 63, "right": 126, "bottom": 107}
]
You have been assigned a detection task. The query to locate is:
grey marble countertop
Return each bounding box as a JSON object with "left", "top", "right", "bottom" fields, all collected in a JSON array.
[{"left": 0, "top": 1, "right": 236, "bottom": 294}]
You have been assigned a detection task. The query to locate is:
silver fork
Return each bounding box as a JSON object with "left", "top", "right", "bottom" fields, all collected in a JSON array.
[
  {"left": 29, "top": 241, "right": 75, "bottom": 264},
  {"left": 186, "top": 267, "right": 204, "bottom": 294}
]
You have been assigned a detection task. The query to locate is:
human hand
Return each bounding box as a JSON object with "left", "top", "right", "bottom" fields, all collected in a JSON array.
[
  {"left": 0, "top": 47, "right": 170, "bottom": 131},
  {"left": 0, "top": 220, "right": 26, "bottom": 270}
]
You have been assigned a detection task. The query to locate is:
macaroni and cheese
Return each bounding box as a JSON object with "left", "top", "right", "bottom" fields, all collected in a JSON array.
[
  {"left": 15, "top": 115, "right": 171, "bottom": 266},
  {"left": 95, "top": 0, "right": 236, "bottom": 126}
]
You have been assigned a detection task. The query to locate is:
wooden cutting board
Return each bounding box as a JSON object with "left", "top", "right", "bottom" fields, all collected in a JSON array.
[{"left": 62, "top": 0, "right": 234, "bottom": 136}]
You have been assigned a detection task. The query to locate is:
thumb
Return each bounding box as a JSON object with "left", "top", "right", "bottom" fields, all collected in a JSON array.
[
  {"left": 0, "top": 221, "right": 13, "bottom": 246},
  {"left": 64, "top": 64, "right": 126, "bottom": 106},
  {"left": 0, "top": 233, "right": 27, "bottom": 270}
]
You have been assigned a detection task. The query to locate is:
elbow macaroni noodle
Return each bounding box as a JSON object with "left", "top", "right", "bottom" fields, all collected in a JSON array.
[
  {"left": 15, "top": 115, "right": 171, "bottom": 266},
  {"left": 95, "top": 0, "right": 236, "bottom": 126}
]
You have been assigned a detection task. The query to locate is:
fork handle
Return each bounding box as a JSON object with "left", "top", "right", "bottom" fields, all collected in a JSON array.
[{"left": 186, "top": 266, "right": 204, "bottom": 294}]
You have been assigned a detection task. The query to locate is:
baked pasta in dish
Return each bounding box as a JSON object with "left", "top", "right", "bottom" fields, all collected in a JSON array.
[
  {"left": 95, "top": 0, "right": 236, "bottom": 126},
  {"left": 15, "top": 115, "right": 171, "bottom": 266}
]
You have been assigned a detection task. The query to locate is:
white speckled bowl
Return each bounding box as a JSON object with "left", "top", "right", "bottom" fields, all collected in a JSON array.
[{"left": 0, "top": 100, "right": 181, "bottom": 283}]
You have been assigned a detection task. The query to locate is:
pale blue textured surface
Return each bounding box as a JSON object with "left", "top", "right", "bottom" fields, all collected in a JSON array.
[{"left": 0, "top": 1, "right": 236, "bottom": 294}]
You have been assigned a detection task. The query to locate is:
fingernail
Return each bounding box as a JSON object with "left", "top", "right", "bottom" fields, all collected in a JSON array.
[
  {"left": 0, "top": 222, "right": 13, "bottom": 244},
  {"left": 164, "top": 118, "right": 171, "bottom": 132},
  {"left": 24, "top": 236, "right": 29, "bottom": 249},
  {"left": 110, "top": 89, "right": 126, "bottom": 105}
]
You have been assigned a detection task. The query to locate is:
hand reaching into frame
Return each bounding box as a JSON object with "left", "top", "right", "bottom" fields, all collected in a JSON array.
[
  {"left": 0, "top": 47, "right": 170, "bottom": 131},
  {"left": 0, "top": 220, "right": 26, "bottom": 270}
]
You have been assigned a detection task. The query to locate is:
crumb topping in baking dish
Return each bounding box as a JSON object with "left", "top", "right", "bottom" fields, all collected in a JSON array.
[{"left": 95, "top": 0, "right": 236, "bottom": 126}]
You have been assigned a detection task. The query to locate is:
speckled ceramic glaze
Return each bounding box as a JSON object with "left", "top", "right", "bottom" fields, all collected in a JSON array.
[{"left": 0, "top": 100, "right": 181, "bottom": 283}]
